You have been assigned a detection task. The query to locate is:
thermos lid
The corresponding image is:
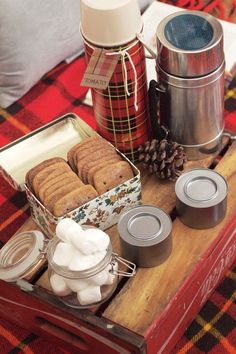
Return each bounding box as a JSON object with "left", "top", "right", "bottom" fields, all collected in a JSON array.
[
  {"left": 80, "top": 0, "right": 143, "bottom": 47},
  {"left": 156, "top": 10, "right": 224, "bottom": 77}
]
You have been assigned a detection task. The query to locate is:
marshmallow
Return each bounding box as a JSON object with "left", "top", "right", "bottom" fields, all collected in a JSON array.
[
  {"left": 69, "top": 230, "right": 93, "bottom": 253},
  {"left": 77, "top": 285, "right": 101, "bottom": 306},
  {"left": 75, "top": 237, "right": 100, "bottom": 255},
  {"left": 68, "top": 249, "right": 93, "bottom": 271},
  {"left": 89, "top": 269, "right": 109, "bottom": 286},
  {"left": 65, "top": 278, "right": 90, "bottom": 292},
  {"left": 56, "top": 218, "right": 83, "bottom": 243},
  {"left": 89, "top": 250, "right": 107, "bottom": 267},
  {"left": 52, "top": 241, "right": 75, "bottom": 267},
  {"left": 78, "top": 229, "right": 110, "bottom": 255},
  {"left": 68, "top": 249, "right": 106, "bottom": 271},
  {"left": 50, "top": 273, "right": 72, "bottom": 296}
]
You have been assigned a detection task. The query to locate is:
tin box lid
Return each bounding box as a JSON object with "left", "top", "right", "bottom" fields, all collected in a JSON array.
[
  {"left": 0, "top": 114, "right": 95, "bottom": 191},
  {"left": 0, "top": 231, "right": 46, "bottom": 282},
  {"left": 118, "top": 205, "right": 172, "bottom": 247},
  {"left": 156, "top": 10, "right": 224, "bottom": 77},
  {"left": 175, "top": 168, "right": 228, "bottom": 208}
]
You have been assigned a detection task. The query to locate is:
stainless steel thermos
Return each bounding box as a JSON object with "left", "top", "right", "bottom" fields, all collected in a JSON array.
[{"left": 155, "top": 11, "right": 225, "bottom": 159}]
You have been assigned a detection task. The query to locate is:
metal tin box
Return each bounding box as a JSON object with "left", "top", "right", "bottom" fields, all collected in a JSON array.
[
  {"left": 175, "top": 168, "right": 228, "bottom": 229},
  {"left": 118, "top": 204, "right": 172, "bottom": 267},
  {"left": 0, "top": 114, "right": 141, "bottom": 236}
]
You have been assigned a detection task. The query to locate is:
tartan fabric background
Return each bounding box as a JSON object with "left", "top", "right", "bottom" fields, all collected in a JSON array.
[
  {"left": 161, "top": 0, "right": 236, "bottom": 22},
  {"left": 0, "top": 1, "right": 236, "bottom": 353}
]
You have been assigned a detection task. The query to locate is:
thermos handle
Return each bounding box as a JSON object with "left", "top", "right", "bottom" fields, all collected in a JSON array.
[
  {"left": 136, "top": 33, "right": 170, "bottom": 140},
  {"left": 136, "top": 33, "right": 157, "bottom": 59},
  {"left": 148, "top": 80, "right": 169, "bottom": 140}
]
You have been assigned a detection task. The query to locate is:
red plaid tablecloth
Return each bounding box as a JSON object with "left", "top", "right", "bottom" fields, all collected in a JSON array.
[{"left": 161, "top": 0, "right": 236, "bottom": 22}]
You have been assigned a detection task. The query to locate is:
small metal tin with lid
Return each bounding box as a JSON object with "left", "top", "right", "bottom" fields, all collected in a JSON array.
[
  {"left": 117, "top": 205, "right": 172, "bottom": 268},
  {"left": 175, "top": 168, "right": 228, "bottom": 229}
]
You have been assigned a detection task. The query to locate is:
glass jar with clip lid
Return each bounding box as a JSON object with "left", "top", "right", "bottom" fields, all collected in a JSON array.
[
  {"left": 0, "top": 230, "right": 48, "bottom": 283},
  {"left": 0, "top": 222, "right": 136, "bottom": 309},
  {"left": 47, "top": 228, "right": 136, "bottom": 309}
]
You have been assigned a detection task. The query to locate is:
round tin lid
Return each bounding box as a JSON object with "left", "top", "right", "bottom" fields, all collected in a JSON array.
[
  {"left": 0, "top": 231, "right": 46, "bottom": 282},
  {"left": 175, "top": 169, "right": 228, "bottom": 208},
  {"left": 118, "top": 205, "right": 172, "bottom": 247},
  {"left": 156, "top": 10, "right": 224, "bottom": 77}
]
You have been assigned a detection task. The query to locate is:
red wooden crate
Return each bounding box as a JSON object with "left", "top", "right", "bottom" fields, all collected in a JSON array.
[{"left": 0, "top": 141, "right": 235, "bottom": 353}]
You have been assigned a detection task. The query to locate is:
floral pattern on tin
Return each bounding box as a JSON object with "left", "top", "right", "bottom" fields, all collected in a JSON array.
[{"left": 25, "top": 174, "right": 141, "bottom": 237}]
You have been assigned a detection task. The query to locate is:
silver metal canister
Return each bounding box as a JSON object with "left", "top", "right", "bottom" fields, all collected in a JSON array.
[
  {"left": 155, "top": 11, "right": 225, "bottom": 160},
  {"left": 117, "top": 205, "right": 172, "bottom": 268},
  {"left": 175, "top": 168, "right": 228, "bottom": 229}
]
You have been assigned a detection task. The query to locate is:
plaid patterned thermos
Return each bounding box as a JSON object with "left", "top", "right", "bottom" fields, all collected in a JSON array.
[{"left": 80, "top": 0, "right": 150, "bottom": 162}]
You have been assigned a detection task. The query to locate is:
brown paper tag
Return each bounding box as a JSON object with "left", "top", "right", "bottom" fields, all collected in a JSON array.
[{"left": 81, "top": 48, "right": 120, "bottom": 90}]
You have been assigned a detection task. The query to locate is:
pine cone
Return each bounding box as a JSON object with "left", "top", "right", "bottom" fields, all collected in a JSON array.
[{"left": 138, "top": 139, "right": 187, "bottom": 181}]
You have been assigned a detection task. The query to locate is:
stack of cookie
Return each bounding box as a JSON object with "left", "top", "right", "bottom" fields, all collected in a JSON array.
[
  {"left": 67, "top": 136, "right": 134, "bottom": 194},
  {"left": 26, "top": 157, "right": 98, "bottom": 217},
  {"left": 25, "top": 136, "right": 134, "bottom": 217}
]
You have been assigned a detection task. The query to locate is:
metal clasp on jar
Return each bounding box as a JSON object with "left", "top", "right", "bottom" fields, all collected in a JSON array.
[
  {"left": 223, "top": 131, "right": 236, "bottom": 141},
  {"left": 110, "top": 253, "right": 136, "bottom": 277},
  {"left": 39, "top": 238, "right": 50, "bottom": 258}
]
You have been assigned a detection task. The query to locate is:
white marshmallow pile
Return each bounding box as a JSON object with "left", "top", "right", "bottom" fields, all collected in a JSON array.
[{"left": 49, "top": 218, "right": 117, "bottom": 306}]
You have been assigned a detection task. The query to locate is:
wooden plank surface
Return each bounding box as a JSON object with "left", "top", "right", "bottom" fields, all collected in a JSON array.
[
  {"left": 35, "top": 151, "right": 216, "bottom": 291},
  {"left": 102, "top": 142, "right": 236, "bottom": 335}
]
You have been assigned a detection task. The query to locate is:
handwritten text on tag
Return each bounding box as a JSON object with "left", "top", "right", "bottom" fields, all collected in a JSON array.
[{"left": 81, "top": 48, "right": 120, "bottom": 90}]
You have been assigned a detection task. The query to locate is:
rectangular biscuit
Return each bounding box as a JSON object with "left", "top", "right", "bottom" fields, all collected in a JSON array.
[
  {"left": 73, "top": 138, "right": 112, "bottom": 172},
  {"left": 71, "top": 136, "right": 104, "bottom": 169},
  {"left": 52, "top": 185, "right": 99, "bottom": 217},
  {"left": 43, "top": 180, "right": 84, "bottom": 212},
  {"left": 67, "top": 143, "right": 81, "bottom": 172},
  {"left": 39, "top": 171, "right": 83, "bottom": 203},
  {"left": 32, "top": 162, "right": 71, "bottom": 196},
  {"left": 26, "top": 157, "right": 66, "bottom": 190},
  {"left": 39, "top": 168, "right": 74, "bottom": 188},
  {"left": 85, "top": 155, "right": 122, "bottom": 184},
  {"left": 93, "top": 161, "right": 134, "bottom": 194},
  {"left": 81, "top": 150, "right": 120, "bottom": 182},
  {"left": 77, "top": 147, "right": 117, "bottom": 181}
]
